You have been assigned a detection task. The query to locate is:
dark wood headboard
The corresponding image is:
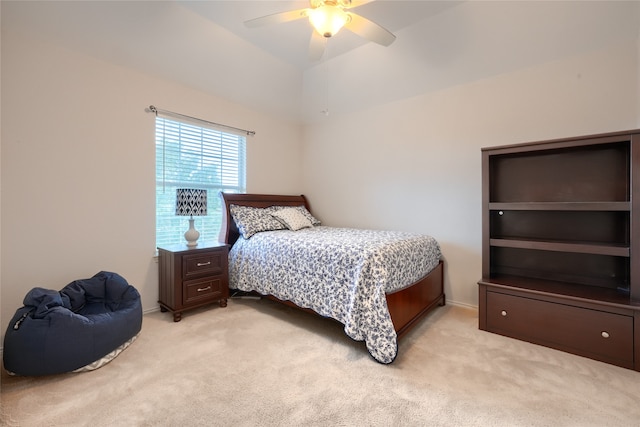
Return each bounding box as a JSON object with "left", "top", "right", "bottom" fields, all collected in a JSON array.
[{"left": 219, "top": 192, "right": 311, "bottom": 246}]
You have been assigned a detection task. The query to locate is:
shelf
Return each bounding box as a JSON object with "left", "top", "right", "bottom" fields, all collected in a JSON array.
[
  {"left": 480, "top": 275, "right": 638, "bottom": 311},
  {"left": 487, "top": 141, "right": 630, "bottom": 203},
  {"left": 490, "top": 238, "right": 630, "bottom": 257},
  {"left": 489, "top": 202, "right": 630, "bottom": 211}
]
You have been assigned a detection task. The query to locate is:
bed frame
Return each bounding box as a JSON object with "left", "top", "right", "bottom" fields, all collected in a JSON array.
[{"left": 219, "top": 192, "right": 445, "bottom": 340}]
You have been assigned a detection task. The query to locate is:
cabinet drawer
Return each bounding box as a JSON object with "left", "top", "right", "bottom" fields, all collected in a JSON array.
[
  {"left": 486, "top": 291, "right": 634, "bottom": 367},
  {"left": 183, "top": 277, "right": 224, "bottom": 304},
  {"left": 183, "top": 251, "right": 224, "bottom": 279}
]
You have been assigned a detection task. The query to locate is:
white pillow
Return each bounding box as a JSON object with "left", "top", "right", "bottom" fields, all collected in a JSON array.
[
  {"left": 271, "top": 207, "right": 313, "bottom": 231},
  {"left": 271, "top": 205, "right": 321, "bottom": 225}
]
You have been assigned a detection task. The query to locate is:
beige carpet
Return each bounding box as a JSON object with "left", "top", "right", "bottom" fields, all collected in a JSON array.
[{"left": 2, "top": 298, "right": 640, "bottom": 427}]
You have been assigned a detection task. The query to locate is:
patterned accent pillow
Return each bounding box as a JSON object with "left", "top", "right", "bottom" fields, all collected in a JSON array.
[
  {"left": 272, "top": 205, "right": 321, "bottom": 226},
  {"left": 230, "top": 205, "right": 286, "bottom": 239},
  {"left": 271, "top": 207, "right": 314, "bottom": 231}
]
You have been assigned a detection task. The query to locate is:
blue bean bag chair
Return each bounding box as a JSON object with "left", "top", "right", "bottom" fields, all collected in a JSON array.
[{"left": 3, "top": 271, "right": 142, "bottom": 376}]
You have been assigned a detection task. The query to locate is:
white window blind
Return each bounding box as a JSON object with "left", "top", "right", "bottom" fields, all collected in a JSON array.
[{"left": 155, "top": 117, "right": 246, "bottom": 247}]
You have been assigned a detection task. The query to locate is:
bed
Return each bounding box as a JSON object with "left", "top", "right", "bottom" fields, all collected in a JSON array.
[{"left": 219, "top": 193, "right": 445, "bottom": 363}]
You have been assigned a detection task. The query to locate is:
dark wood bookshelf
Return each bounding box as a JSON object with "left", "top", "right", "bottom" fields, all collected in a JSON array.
[{"left": 479, "top": 129, "right": 640, "bottom": 371}]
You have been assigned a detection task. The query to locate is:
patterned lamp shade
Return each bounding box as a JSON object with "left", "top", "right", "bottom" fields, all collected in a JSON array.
[{"left": 175, "top": 189, "right": 208, "bottom": 217}]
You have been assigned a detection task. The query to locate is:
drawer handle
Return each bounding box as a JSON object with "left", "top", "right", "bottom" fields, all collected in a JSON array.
[
  {"left": 501, "top": 310, "right": 507, "bottom": 317},
  {"left": 197, "top": 261, "right": 211, "bottom": 267},
  {"left": 197, "top": 286, "right": 212, "bottom": 292},
  {"left": 601, "top": 331, "right": 610, "bottom": 339}
]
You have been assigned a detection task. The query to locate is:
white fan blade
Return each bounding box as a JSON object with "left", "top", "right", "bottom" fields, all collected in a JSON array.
[
  {"left": 345, "top": 12, "right": 396, "bottom": 46},
  {"left": 309, "top": 30, "right": 326, "bottom": 61},
  {"left": 244, "top": 8, "right": 309, "bottom": 28}
]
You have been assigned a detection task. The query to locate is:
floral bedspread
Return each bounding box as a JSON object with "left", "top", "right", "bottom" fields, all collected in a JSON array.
[{"left": 229, "top": 226, "right": 442, "bottom": 363}]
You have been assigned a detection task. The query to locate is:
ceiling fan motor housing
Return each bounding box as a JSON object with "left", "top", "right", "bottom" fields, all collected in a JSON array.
[{"left": 310, "top": 0, "right": 352, "bottom": 9}]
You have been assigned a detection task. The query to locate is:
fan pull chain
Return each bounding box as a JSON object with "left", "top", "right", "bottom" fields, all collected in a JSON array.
[{"left": 321, "top": 38, "right": 330, "bottom": 116}]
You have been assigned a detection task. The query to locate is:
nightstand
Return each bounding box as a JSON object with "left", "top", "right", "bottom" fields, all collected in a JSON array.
[{"left": 157, "top": 242, "right": 229, "bottom": 322}]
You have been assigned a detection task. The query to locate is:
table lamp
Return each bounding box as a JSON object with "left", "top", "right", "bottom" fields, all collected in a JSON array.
[{"left": 175, "top": 188, "right": 207, "bottom": 247}]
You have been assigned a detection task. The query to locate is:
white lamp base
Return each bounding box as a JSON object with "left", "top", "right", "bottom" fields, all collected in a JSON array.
[{"left": 184, "top": 218, "right": 200, "bottom": 247}]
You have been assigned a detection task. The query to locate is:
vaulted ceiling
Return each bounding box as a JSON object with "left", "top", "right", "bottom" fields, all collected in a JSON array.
[
  {"left": 3, "top": 1, "right": 639, "bottom": 124},
  {"left": 179, "top": 1, "right": 460, "bottom": 70}
]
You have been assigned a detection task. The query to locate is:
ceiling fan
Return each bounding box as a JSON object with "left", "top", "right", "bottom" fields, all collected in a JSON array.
[{"left": 244, "top": 0, "right": 396, "bottom": 61}]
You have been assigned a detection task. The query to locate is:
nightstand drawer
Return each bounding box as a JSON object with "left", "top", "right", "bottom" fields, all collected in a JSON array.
[
  {"left": 183, "top": 251, "right": 224, "bottom": 279},
  {"left": 486, "top": 291, "right": 634, "bottom": 367},
  {"left": 184, "top": 277, "right": 224, "bottom": 304}
]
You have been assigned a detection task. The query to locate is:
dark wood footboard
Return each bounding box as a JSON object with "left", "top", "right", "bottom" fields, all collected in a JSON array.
[{"left": 387, "top": 260, "right": 445, "bottom": 339}]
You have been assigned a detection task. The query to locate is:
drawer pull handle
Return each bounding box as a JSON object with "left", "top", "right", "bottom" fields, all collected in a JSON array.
[
  {"left": 197, "top": 286, "right": 212, "bottom": 292},
  {"left": 601, "top": 331, "right": 610, "bottom": 339},
  {"left": 197, "top": 261, "right": 211, "bottom": 267},
  {"left": 501, "top": 310, "right": 507, "bottom": 317}
]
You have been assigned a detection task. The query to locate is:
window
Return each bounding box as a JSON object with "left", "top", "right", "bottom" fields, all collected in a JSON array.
[{"left": 156, "top": 116, "right": 246, "bottom": 247}]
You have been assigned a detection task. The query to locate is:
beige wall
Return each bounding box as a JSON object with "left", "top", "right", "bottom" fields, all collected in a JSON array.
[
  {"left": 0, "top": 31, "right": 303, "bottom": 342},
  {"left": 302, "top": 42, "right": 639, "bottom": 307}
]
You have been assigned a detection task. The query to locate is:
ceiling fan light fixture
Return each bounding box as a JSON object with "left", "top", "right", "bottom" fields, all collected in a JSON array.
[{"left": 309, "top": 5, "right": 350, "bottom": 38}]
